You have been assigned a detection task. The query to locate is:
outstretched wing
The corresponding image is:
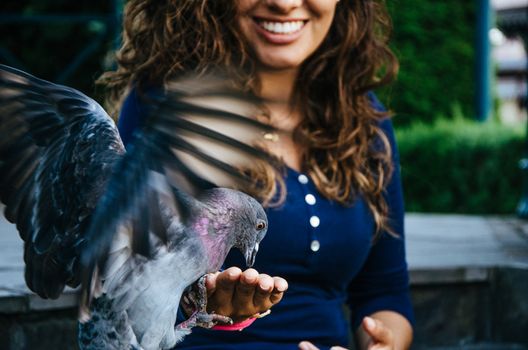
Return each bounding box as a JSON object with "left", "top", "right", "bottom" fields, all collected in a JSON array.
[
  {"left": 79, "top": 73, "right": 283, "bottom": 308},
  {"left": 0, "top": 64, "right": 125, "bottom": 299},
  {"left": 0, "top": 65, "right": 282, "bottom": 310}
]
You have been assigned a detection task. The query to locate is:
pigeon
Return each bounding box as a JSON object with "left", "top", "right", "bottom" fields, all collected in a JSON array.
[
  {"left": 78, "top": 187, "right": 268, "bottom": 349},
  {"left": 0, "top": 64, "right": 280, "bottom": 349}
]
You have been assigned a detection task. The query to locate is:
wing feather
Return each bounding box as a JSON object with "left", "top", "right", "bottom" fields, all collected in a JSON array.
[
  {"left": 0, "top": 65, "right": 283, "bottom": 311},
  {"left": 79, "top": 75, "right": 283, "bottom": 309},
  {"left": 0, "top": 64, "right": 125, "bottom": 298}
]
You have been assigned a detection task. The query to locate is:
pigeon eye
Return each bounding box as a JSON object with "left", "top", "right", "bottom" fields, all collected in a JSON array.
[{"left": 256, "top": 221, "right": 266, "bottom": 230}]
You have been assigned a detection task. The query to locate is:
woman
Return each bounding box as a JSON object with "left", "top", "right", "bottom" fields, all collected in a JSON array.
[{"left": 102, "top": 0, "right": 414, "bottom": 349}]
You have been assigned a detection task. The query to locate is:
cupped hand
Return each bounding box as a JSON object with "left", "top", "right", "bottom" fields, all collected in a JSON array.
[{"left": 205, "top": 267, "right": 288, "bottom": 323}]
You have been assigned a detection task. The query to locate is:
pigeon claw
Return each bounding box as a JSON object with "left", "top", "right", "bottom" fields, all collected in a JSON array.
[
  {"left": 196, "top": 311, "right": 233, "bottom": 328},
  {"left": 175, "top": 311, "right": 233, "bottom": 330}
]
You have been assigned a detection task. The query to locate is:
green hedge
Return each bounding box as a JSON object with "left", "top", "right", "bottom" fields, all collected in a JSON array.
[
  {"left": 386, "top": 1, "right": 477, "bottom": 125},
  {"left": 396, "top": 118, "right": 524, "bottom": 214},
  {"left": 1, "top": 1, "right": 478, "bottom": 124},
  {"left": 0, "top": 1, "right": 115, "bottom": 96}
]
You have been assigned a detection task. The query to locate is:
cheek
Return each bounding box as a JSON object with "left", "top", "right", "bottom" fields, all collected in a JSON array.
[
  {"left": 237, "top": 16, "right": 254, "bottom": 42},
  {"left": 236, "top": 0, "right": 256, "bottom": 12},
  {"left": 312, "top": 6, "right": 336, "bottom": 36}
]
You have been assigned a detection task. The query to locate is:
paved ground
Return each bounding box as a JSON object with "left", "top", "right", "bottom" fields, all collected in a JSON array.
[{"left": 1, "top": 210, "right": 528, "bottom": 312}]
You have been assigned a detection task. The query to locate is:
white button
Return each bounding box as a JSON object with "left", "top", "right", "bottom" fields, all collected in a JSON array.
[
  {"left": 309, "top": 216, "right": 320, "bottom": 228},
  {"left": 305, "top": 194, "right": 316, "bottom": 205},
  {"left": 298, "top": 174, "right": 309, "bottom": 184},
  {"left": 310, "top": 240, "right": 320, "bottom": 252}
]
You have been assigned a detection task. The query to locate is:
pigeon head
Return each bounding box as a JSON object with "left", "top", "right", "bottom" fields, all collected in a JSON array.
[
  {"left": 233, "top": 193, "right": 268, "bottom": 268},
  {"left": 199, "top": 188, "right": 268, "bottom": 268}
]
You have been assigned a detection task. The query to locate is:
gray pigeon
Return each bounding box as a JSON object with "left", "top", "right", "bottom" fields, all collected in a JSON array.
[
  {"left": 0, "top": 64, "right": 278, "bottom": 349},
  {"left": 78, "top": 188, "right": 267, "bottom": 349}
]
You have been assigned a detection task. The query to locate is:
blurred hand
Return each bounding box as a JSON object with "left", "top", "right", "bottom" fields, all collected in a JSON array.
[
  {"left": 298, "top": 341, "right": 347, "bottom": 350},
  {"left": 298, "top": 316, "right": 395, "bottom": 350},
  {"left": 360, "top": 316, "right": 395, "bottom": 350},
  {"left": 204, "top": 267, "right": 288, "bottom": 323}
]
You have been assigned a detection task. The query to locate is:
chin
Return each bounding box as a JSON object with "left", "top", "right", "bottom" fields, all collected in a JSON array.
[{"left": 258, "top": 55, "right": 305, "bottom": 71}]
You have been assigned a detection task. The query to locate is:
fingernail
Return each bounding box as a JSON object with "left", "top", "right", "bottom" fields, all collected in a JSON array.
[
  {"left": 244, "top": 274, "right": 257, "bottom": 283},
  {"left": 260, "top": 281, "right": 273, "bottom": 291},
  {"left": 365, "top": 317, "right": 376, "bottom": 330},
  {"left": 277, "top": 281, "right": 288, "bottom": 292},
  {"left": 298, "top": 342, "right": 309, "bottom": 350}
]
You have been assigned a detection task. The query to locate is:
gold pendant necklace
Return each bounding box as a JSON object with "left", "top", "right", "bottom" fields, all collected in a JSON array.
[{"left": 262, "top": 132, "right": 279, "bottom": 142}]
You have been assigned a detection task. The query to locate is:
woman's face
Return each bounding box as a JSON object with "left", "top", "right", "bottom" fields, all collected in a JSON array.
[{"left": 237, "top": 0, "right": 338, "bottom": 71}]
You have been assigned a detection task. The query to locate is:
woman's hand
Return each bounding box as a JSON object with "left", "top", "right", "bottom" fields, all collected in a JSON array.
[
  {"left": 358, "top": 316, "right": 395, "bottom": 350},
  {"left": 204, "top": 267, "right": 288, "bottom": 323},
  {"left": 298, "top": 341, "right": 347, "bottom": 350},
  {"left": 298, "top": 316, "right": 395, "bottom": 350}
]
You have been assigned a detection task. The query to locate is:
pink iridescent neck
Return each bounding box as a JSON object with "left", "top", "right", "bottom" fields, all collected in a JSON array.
[{"left": 192, "top": 217, "right": 233, "bottom": 271}]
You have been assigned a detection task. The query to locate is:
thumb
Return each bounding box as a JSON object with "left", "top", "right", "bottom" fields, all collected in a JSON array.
[
  {"left": 362, "top": 317, "right": 393, "bottom": 345},
  {"left": 205, "top": 272, "right": 220, "bottom": 297}
]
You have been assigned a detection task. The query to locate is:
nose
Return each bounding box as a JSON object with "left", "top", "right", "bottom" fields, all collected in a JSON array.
[{"left": 263, "top": 0, "right": 302, "bottom": 13}]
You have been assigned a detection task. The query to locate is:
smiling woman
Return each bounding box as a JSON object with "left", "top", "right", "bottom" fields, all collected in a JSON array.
[
  {"left": 99, "top": 0, "right": 414, "bottom": 349},
  {"left": 236, "top": 0, "right": 336, "bottom": 69}
]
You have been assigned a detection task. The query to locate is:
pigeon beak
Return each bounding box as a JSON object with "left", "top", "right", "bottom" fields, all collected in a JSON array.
[{"left": 245, "top": 242, "right": 259, "bottom": 267}]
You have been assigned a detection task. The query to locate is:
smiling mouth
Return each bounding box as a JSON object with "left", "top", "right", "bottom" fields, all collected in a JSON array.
[{"left": 254, "top": 19, "right": 306, "bottom": 35}]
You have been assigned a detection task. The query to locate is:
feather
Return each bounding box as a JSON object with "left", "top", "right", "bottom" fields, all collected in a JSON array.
[{"left": 0, "top": 64, "right": 278, "bottom": 349}]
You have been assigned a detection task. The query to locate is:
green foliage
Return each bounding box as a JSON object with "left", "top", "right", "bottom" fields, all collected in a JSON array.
[
  {"left": 0, "top": 1, "right": 117, "bottom": 96},
  {"left": 384, "top": 1, "right": 477, "bottom": 125},
  {"left": 396, "top": 118, "right": 524, "bottom": 214}
]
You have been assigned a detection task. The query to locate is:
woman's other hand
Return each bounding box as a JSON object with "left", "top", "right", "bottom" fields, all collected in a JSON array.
[
  {"left": 205, "top": 267, "right": 288, "bottom": 323},
  {"left": 298, "top": 316, "right": 396, "bottom": 350},
  {"left": 359, "top": 316, "right": 395, "bottom": 349},
  {"left": 298, "top": 341, "right": 347, "bottom": 350}
]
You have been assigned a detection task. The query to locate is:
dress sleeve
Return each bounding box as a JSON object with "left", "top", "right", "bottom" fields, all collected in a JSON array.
[
  {"left": 117, "top": 88, "right": 145, "bottom": 148},
  {"left": 346, "top": 117, "right": 415, "bottom": 331}
]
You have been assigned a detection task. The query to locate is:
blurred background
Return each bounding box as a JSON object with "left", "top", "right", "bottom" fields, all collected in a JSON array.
[{"left": 0, "top": 0, "right": 527, "bottom": 349}]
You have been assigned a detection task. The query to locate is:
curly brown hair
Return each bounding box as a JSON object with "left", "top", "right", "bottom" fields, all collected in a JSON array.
[{"left": 99, "top": 0, "right": 399, "bottom": 235}]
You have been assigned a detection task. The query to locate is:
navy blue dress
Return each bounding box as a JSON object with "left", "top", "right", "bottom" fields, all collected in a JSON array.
[{"left": 117, "top": 89, "right": 414, "bottom": 350}]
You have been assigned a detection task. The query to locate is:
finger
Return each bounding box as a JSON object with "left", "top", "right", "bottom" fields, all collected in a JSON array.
[
  {"left": 298, "top": 341, "right": 320, "bottom": 350},
  {"left": 211, "top": 267, "right": 241, "bottom": 305},
  {"left": 269, "top": 276, "right": 288, "bottom": 304},
  {"left": 205, "top": 272, "right": 220, "bottom": 297},
  {"left": 233, "top": 269, "right": 259, "bottom": 313},
  {"left": 362, "top": 317, "right": 393, "bottom": 345},
  {"left": 253, "top": 274, "right": 275, "bottom": 309},
  {"left": 330, "top": 347, "right": 348, "bottom": 350}
]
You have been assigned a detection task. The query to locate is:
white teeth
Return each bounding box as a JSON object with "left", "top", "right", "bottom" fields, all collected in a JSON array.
[{"left": 259, "top": 20, "right": 304, "bottom": 34}]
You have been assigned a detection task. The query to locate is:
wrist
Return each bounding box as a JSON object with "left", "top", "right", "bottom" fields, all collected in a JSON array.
[{"left": 212, "top": 317, "right": 256, "bottom": 331}]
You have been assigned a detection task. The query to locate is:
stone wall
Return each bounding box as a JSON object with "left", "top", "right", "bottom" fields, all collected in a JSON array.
[
  {"left": 0, "top": 308, "right": 78, "bottom": 350},
  {"left": 412, "top": 267, "right": 528, "bottom": 349}
]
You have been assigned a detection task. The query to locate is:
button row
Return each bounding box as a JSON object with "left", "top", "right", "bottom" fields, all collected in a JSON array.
[{"left": 298, "top": 173, "right": 320, "bottom": 252}]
